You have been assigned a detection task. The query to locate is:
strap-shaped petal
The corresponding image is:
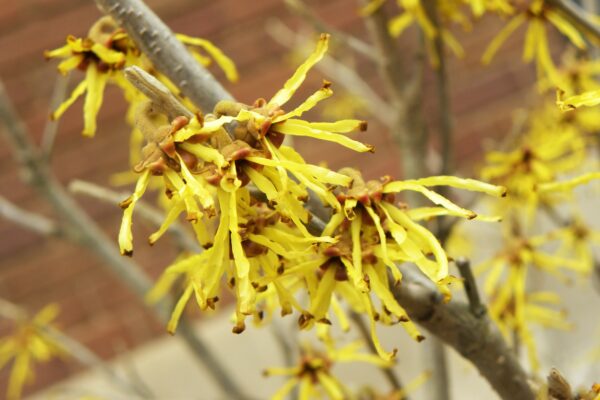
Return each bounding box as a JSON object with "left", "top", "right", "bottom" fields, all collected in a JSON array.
[
  {"left": 269, "top": 33, "right": 329, "bottom": 107},
  {"left": 273, "top": 119, "right": 373, "bottom": 152},
  {"left": 176, "top": 33, "right": 239, "bottom": 82}
]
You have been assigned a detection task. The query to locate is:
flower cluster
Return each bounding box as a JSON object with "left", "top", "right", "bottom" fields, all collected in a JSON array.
[
  {"left": 45, "top": 16, "right": 238, "bottom": 137},
  {"left": 0, "top": 305, "right": 65, "bottom": 400},
  {"left": 114, "top": 34, "right": 508, "bottom": 360}
]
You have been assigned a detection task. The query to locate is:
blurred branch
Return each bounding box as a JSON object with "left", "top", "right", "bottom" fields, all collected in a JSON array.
[
  {"left": 68, "top": 179, "right": 200, "bottom": 253},
  {"left": 94, "top": 0, "right": 233, "bottom": 113},
  {"left": 283, "top": 0, "right": 377, "bottom": 60},
  {"left": 265, "top": 19, "right": 394, "bottom": 127},
  {"left": 0, "top": 195, "right": 60, "bottom": 237},
  {"left": 0, "top": 80, "right": 247, "bottom": 400},
  {"left": 0, "top": 298, "right": 151, "bottom": 399},
  {"left": 422, "top": 1, "right": 453, "bottom": 177},
  {"left": 360, "top": 0, "right": 428, "bottom": 181},
  {"left": 41, "top": 74, "right": 70, "bottom": 161},
  {"left": 547, "top": 0, "right": 600, "bottom": 43},
  {"left": 349, "top": 312, "right": 406, "bottom": 394}
]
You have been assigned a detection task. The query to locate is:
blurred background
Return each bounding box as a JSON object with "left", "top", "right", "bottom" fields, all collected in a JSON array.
[{"left": 1, "top": 0, "right": 596, "bottom": 399}]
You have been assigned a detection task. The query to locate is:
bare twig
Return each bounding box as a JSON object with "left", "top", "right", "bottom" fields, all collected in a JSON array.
[
  {"left": 0, "top": 195, "right": 60, "bottom": 236},
  {"left": 547, "top": 0, "right": 600, "bottom": 43},
  {"left": 68, "top": 179, "right": 200, "bottom": 253},
  {"left": 360, "top": 0, "right": 428, "bottom": 182},
  {"left": 349, "top": 312, "right": 406, "bottom": 394},
  {"left": 94, "top": 0, "right": 234, "bottom": 113},
  {"left": 392, "top": 267, "right": 535, "bottom": 400},
  {"left": 124, "top": 67, "right": 193, "bottom": 120},
  {"left": 422, "top": 1, "right": 453, "bottom": 177},
  {"left": 0, "top": 298, "right": 151, "bottom": 399},
  {"left": 283, "top": 0, "right": 377, "bottom": 61},
  {"left": 455, "top": 258, "right": 486, "bottom": 318},
  {"left": 41, "top": 74, "right": 70, "bottom": 161},
  {"left": 0, "top": 80, "right": 247, "bottom": 400},
  {"left": 265, "top": 19, "right": 394, "bottom": 127}
]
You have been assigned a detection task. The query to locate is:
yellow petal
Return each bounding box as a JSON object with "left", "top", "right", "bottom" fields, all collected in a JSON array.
[
  {"left": 175, "top": 34, "right": 239, "bottom": 82},
  {"left": 51, "top": 79, "right": 87, "bottom": 121},
  {"left": 272, "top": 85, "right": 333, "bottom": 123},
  {"left": 167, "top": 284, "right": 194, "bottom": 334},
  {"left": 82, "top": 64, "right": 108, "bottom": 137},
  {"left": 269, "top": 33, "right": 330, "bottom": 107},
  {"left": 273, "top": 119, "right": 373, "bottom": 152},
  {"left": 118, "top": 169, "right": 151, "bottom": 255},
  {"left": 482, "top": 14, "right": 526, "bottom": 64}
]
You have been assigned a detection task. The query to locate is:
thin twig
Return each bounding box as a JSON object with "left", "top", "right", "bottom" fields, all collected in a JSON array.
[
  {"left": 283, "top": 0, "right": 378, "bottom": 61},
  {"left": 124, "top": 67, "right": 193, "bottom": 120},
  {"left": 41, "top": 74, "right": 70, "bottom": 161},
  {"left": 94, "top": 0, "right": 234, "bottom": 113},
  {"left": 0, "top": 298, "right": 152, "bottom": 399},
  {"left": 547, "top": 0, "right": 600, "bottom": 43},
  {"left": 349, "top": 312, "right": 406, "bottom": 394},
  {"left": 68, "top": 179, "right": 200, "bottom": 253},
  {"left": 455, "top": 258, "right": 486, "bottom": 318},
  {"left": 0, "top": 80, "right": 247, "bottom": 400},
  {"left": 360, "top": 0, "right": 428, "bottom": 183},
  {"left": 0, "top": 195, "right": 60, "bottom": 236},
  {"left": 265, "top": 19, "right": 394, "bottom": 127}
]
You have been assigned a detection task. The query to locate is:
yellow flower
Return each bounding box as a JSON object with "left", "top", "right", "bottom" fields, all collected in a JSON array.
[
  {"left": 45, "top": 17, "right": 238, "bottom": 137},
  {"left": 557, "top": 89, "right": 600, "bottom": 111},
  {"left": 476, "top": 230, "right": 583, "bottom": 370},
  {"left": 0, "top": 305, "right": 65, "bottom": 400},
  {"left": 482, "top": 0, "right": 588, "bottom": 86},
  {"left": 265, "top": 333, "right": 392, "bottom": 400}
]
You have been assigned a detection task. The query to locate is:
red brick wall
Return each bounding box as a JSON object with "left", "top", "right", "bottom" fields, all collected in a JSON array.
[{"left": 0, "top": 0, "right": 551, "bottom": 396}]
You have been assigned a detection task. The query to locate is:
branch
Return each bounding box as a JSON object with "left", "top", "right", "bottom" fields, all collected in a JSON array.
[
  {"left": 68, "top": 179, "right": 200, "bottom": 253},
  {"left": 94, "top": 0, "right": 233, "bottom": 113},
  {"left": 393, "top": 267, "right": 535, "bottom": 400},
  {"left": 41, "top": 74, "right": 70, "bottom": 161},
  {"left": 547, "top": 0, "right": 600, "bottom": 43},
  {"left": 350, "top": 312, "right": 406, "bottom": 394},
  {"left": 0, "top": 298, "right": 152, "bottom": 399},
  {"left": 360, "top": 0, "right": 428, "bottom": 181},
  {"left": 455, "top": 258, "right": 486, "bottom": 318},
  {"left": 283, "top": 0, "right": 378, "bottom": 61},
  {"left": 0, "top": 196, "right": 60, "bottom": 236},
  {"left": 422, "top": 1, "right": 453, "bottom": 177},
  {"left": 0, "top": 81, "right": 247, "bottom": 400}
]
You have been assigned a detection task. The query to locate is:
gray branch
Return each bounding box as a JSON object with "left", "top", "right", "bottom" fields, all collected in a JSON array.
[
  {"left": 0, "top": 196, "right": 60, "bottom": 237},
  {"left": 94, "top": 0, "right": 233, "bottom": 113}
]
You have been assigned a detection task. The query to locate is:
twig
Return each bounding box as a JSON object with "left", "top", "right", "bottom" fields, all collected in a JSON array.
[
  {"left": 94, "top": 0, "right": 233, "bottom": 113},
  {"left": 360, "top": 0, "right": 428, "bottom": 182},
  {"left": 0, "top": 298, "right": 151, "bottom": 399},
  {"left": 422, "top": 1, "right": 453, "bottom": 177},
  {"left": 349, "top": 312, "right": 406, "bottom": 394},
  {"left": 41, "top": 74, "right": 70, "bottom": 161},
  {"left": 68, "top": 179, "right": 200, "bottom": 253},
  {"left": 422, "top": 339, "right": 450, "bottom": 400},
  {"left": 392, "top": 267, "right": 535, "bottom": 400},
  {"left": 0, "top": 80, "right": 247, "bottom": 400},
  {"left": 0, "top": 196, "right": 60, "bottom": 236},
  {"left": 455, "top": 258, "right": 486, "bottom": 318},
  {"left": 124, "top": 67, "right": 193, "bottom": 120},
  {"left": 265, "top": 19, "right": 394, "bottom": 127},
  {"left": 547, "top": 0, "right": 600, "bottom": 43},
  {"left": 283, "top": 0, "right": 377, "bottom": 61}
]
